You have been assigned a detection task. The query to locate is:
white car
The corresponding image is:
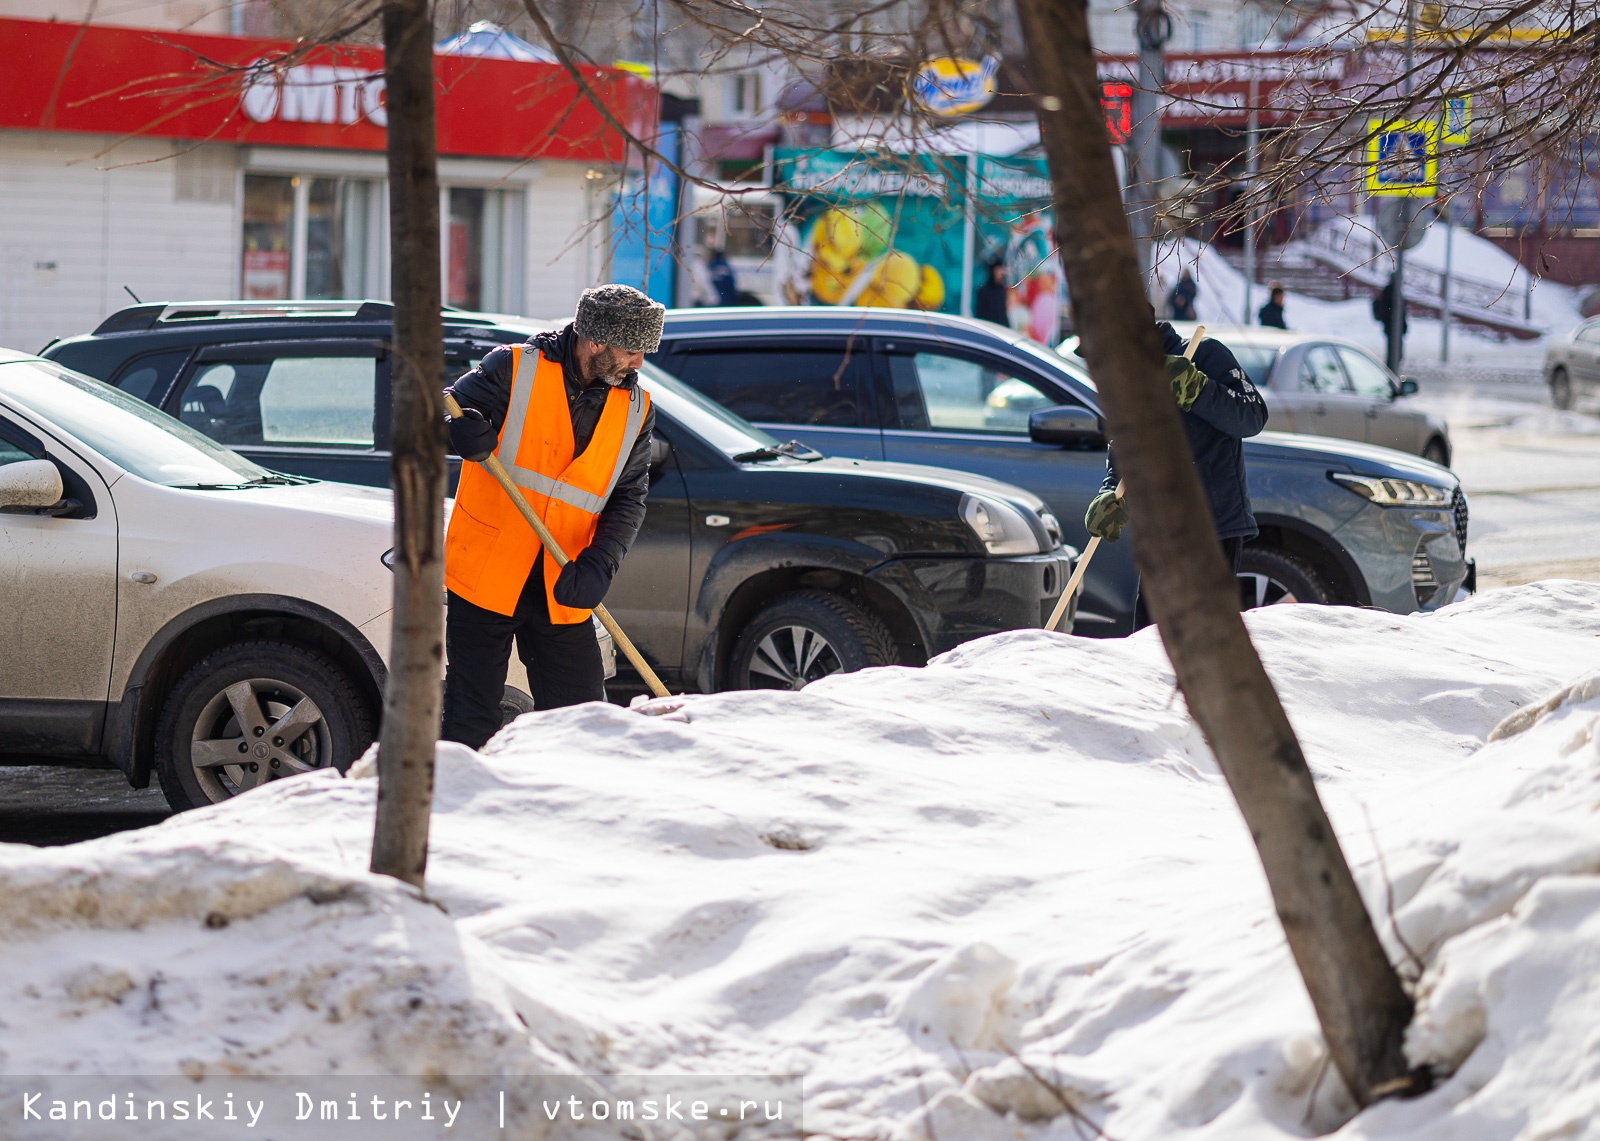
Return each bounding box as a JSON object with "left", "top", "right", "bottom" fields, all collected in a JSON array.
[
  {"left": 1542, "top": 317, "right": 1600, "bottom": 410},
  {"left": 0, "top": 352, "right": 600, "bottom": 812}
]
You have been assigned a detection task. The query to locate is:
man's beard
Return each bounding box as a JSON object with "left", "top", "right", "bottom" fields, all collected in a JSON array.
[{"left": 583, "top": 346, "right": 634, "bottom": 385}]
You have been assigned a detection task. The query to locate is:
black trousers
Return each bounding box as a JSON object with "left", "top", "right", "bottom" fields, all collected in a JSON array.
[
  {"left": 1131, "top": 537, "right": 1245, "bottom": 631},
  {"left": 441, "top": 559, "right": 605, "bottom": 749}
]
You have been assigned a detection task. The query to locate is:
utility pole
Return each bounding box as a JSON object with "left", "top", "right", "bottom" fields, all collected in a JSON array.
[
  {"left": 1242, "top": 73, "right": 1258, "bottom": 324},
  {"left": 1128, "top": 0, "right": 1170, "bottom": 281},
  {"left": 1440, "top": 199, "right": 1453, "bottom": 362},
  {"left": 1387, "top": 0, "right": 1415, "bottom": 372}
]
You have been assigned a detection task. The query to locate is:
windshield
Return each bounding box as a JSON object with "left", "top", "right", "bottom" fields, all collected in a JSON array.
[
  {"left": 0, "top": 360, "right": 272, "bottom": 487},
  {"left": 1228, "top": 345, "right": 1279, "bottom": 388},
  {"left": 636, "top": 361, "right": 782, "bottom": 457}
]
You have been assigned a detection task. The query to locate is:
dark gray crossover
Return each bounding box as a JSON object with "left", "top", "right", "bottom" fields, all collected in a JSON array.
[{"left": 654, "top": 307, "right": 1473, "bottom": 635}]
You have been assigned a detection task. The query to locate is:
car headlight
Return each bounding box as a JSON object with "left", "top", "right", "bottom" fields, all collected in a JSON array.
[
  {"left": 1329, "top": 473, "right": 1452, "bottom": 507},
  {"left": 960, "top": 493, "right": 1043, "bottom": 555}
]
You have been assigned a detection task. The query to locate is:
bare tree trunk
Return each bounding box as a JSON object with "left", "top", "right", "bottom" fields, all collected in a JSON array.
[
  {"left": 370, "top": 0, "right": 446, "bottom": 890},
  {"left": 1014, "top": 0, "right": 1417, "bottom": 1106}
]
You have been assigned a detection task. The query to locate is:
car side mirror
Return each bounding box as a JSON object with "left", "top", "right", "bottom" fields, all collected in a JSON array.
[
  {"left": 1029, "top": 406, "right": 1105, "bottom": 449},
  {"left": 1397, "top": 377, "right": 1419, "bottom": 397},
  {"left": 0, "top": 459, "right": 64, "bottom": 512},
  {"left": 649, "top": 436, "right": 672, "bottom": 472}
]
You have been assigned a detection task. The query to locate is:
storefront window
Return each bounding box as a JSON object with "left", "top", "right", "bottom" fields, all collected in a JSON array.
[
  {"left": 446, "top": 187, "right": 523, "bottom": 312},
  {"left": 242, "top": 175, "right": 294, "bottom": 300},
  {"left": 305, "top": 178, "right": 377, "bottom": 299}
]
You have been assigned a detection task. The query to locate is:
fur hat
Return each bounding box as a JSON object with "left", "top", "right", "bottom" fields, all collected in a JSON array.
[{"left": 574, "top": 284, "right": 665, "bottom": 353}]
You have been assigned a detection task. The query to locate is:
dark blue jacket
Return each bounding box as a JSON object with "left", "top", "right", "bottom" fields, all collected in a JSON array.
[{"left": 1101, "top": 322, "right": 1268, "bottom": 541}]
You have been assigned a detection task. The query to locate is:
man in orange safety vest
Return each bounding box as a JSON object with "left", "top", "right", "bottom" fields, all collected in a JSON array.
[{"left": 441, "top": 284, "right": 661, "bottom": 747}]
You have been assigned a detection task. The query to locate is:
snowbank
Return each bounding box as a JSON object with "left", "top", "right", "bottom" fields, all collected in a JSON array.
[{"left": 6, "top": 584, "right": 1600, "bottom": 1140}]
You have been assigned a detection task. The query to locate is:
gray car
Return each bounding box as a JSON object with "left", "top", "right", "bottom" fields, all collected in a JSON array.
[
  {"left": 654, "top": 307, "right": 1472, "bottom": 636},
  {"left": 1542, "top": 317, "right": 1600, "bottom": 410},
  {"left": 1117, "top": 324, "right": 1453, "bottom": 467}
]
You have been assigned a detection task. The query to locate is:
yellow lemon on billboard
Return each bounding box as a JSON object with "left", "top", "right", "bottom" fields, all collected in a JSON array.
[
  {"left": 811, "top": 249, "right": 856, "bottom": 304},
  {"left": 818, "top": 209, "right": 862, "bottom": 261},
  {"left": 914, "top": 265, "right": 945, "bottom": 310},
  {"left": 858, "top": 251, "right": 919, "bottom": 308}
]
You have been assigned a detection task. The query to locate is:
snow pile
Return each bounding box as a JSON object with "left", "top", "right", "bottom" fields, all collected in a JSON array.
[{"left": 6, "top": 583, "right": 1600, "bottom": 1140}]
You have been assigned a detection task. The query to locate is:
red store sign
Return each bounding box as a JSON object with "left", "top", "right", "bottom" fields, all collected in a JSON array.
[
  {"left": 0, "top": 16, "right": 653, "bottom": 162},
  {"left": 1096, "top": 49, "right": 1347, "bottom": 129}
]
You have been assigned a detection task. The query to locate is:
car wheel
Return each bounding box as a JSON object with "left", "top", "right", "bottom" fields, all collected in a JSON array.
[
  {"left": 1421, "top": 436, "right": 1450, "bottom": 467},
  {"left": 1237, "top": 548, "right": 1332, "bottom": 610},
  {"left": 1551, "top": 367, "right": 1573, "bottom": 411},
  {"left": 500, "top": 684, "right": 536, "bottom": 727},
  {"left": 154, "top": 641, "right": 375, "bottom": 812},
  {"left": 727, "top": 590, "right": 897, "bottom": 691}
]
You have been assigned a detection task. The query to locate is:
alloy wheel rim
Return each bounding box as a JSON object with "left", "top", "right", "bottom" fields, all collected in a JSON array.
[
  {"left": 747, "top": 625, "right": 843, "bottom": 690},
  {"left": 1238, "top": 572, "right": 1299, "bottom": 609},
  {"left": 189, "top": 678, "right": 331, "bottom": 801}
]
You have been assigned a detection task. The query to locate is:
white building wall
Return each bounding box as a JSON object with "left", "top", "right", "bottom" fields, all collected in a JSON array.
[
  {"left": 522, "top": 161, "right": 609, "bottom": 320},
  {"left": 0, "top": 132, "right": 236, "bottom": 353}
]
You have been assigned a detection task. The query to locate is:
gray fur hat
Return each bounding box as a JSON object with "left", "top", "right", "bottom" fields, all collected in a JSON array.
[{"left": 574, "top": 284, "right": 665, "bottom": 353}]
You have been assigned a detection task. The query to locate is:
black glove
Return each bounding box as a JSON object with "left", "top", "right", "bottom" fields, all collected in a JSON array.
[
  {"left": 552, "top": 547, "right": 616, "bottom": 610},
  {"left": 446, "top": 405, "right": 497, "bottom": 463}
]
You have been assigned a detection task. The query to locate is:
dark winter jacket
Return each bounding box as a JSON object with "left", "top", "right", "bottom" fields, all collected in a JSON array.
[
  {"left": 1100, "top": 322, "right": 1268, "bottom": 541},
  {"left": 974, "top": 278, "right": 1009, "bottom": 326},
  {"left": 1169, "top": 276, "right": 1198, "bottom": 321},
  {"left": 1257, "top": 299, "right": 1287, "bottom": 329},
  {"left": 1373, "top": 277, "right": 1408, "bottom": 335},
  {"left": 446, "top": 322, "right": 656, "bottom": 582}
]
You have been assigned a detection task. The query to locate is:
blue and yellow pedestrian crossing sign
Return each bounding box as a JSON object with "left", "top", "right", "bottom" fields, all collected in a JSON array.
[{"left": 1366, "top": 119, "right": 1437, "bottom": 197}]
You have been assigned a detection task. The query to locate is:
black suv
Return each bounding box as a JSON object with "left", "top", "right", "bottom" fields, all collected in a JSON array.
[{"left": 43, "top": 301, "right": 1074, "bottom": 697}]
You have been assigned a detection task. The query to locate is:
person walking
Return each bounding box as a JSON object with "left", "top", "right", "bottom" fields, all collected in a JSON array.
[
  {"left": 1168, "top": 270, "right": 1198, "bottom": 320},
  {"left": 707, "top": 247, "right": 739, "bottom": 306},
  {"left": 1258, "top": 284, "right": 1288, "bottom": 329},
  {"left": 440, "top": 285, "right": 661, "bottom": 748},
  {"left": 1373, "top": 272, "right": 1407, "bottom": 370},
  {"left": 1082, "top": 319, "right": 1268, "bottom": 623},
  {"left": 974, "top": 258, "right": 1010, "bottom": 327}
]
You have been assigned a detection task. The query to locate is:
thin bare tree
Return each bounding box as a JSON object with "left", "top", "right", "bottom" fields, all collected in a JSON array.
[
  {"left": 1014, "top": 0, "right": 1420, "bottom": 1106},
  {"left": 370, "top": 0, "right": 447, "bottom": 889}
]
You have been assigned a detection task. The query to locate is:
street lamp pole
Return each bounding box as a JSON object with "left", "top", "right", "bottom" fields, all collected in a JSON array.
[
  {"left": 1129, "top": 0, "right": 1170, "bottom": 282},
  {"left": 1387, "top": 0, "right": 1415, "bottom": 372}
]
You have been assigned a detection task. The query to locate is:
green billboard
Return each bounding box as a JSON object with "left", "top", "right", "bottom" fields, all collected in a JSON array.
[{"left": 771, "top": 148, "right": 1065, "bottom": 344}]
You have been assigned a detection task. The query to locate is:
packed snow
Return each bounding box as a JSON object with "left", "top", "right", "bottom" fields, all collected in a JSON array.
[{"left": 5, "top": 583, "right": 1600, "bottom": 1139}]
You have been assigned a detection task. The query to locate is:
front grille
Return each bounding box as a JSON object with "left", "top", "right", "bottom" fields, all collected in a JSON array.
[
  {"left": 1412, "top": 545, "right": 1440, "bottom": 607},
  {"left": 1452, "top": 487, "right": 1469, "bottom": 553}
]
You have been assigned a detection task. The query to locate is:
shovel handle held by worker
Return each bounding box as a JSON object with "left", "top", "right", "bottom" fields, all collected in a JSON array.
[
  {"left": 1044, "top": 326, "right": 1205, "bottom": 634},
  {"left": 443, "top": 393, "right": 672, "bottom": 698}
]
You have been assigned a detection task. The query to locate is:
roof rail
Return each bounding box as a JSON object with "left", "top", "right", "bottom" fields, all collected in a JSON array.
[{"left": 91, "top": 300, "right": 396, "bottom": 334}]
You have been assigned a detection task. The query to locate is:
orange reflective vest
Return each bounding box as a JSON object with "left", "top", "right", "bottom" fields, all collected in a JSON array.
[{"left": 444, "top": 347, "right": 651, "bottom": 622}]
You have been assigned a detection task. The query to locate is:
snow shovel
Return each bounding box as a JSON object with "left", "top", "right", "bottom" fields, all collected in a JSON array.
[
  {"left": 1044, "top": 325, "right": 1205, "bottom": 634},
  {"left": 443, "top": 393, "right": 672, "bottom": 698}
]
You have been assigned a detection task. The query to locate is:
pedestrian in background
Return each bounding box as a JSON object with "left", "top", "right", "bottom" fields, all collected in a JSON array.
[
  {"left": 1169, "top": 270, "right": 1198, "bottom": 321},
  {"left": 708, "top": 247, "right": 739, "bottom": 307},
  {"left": 1258, "top": 284, "right": 1287, "bottom": 329},
  {"left": 1373, "top": 272, "right": 1407, "bottom": 367},
  {"left": 975, "top": 258, "right": 1010, "bottom": 327}
]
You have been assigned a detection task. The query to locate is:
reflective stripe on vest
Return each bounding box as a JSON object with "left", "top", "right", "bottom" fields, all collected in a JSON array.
[{"left": 499, "top": 348, "right": 649, "bottom": 514}]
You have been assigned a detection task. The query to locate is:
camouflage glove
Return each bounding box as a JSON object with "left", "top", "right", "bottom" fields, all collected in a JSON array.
[
  {"left": 1084, "top": 489, "right": 1128, "bottom": 542},
  {"left": 1167, "top": 355, "right": 1208, "bottom": 411}
]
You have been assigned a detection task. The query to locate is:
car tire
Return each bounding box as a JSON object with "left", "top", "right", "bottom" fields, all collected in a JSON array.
[
  {"left": 154, "top": 641, "right": 375, "bottom": 812},
  {"left": 500, "top": 684, "right": 536, "bottom": 727},
  {"left": 1237, "top": 547, "right": 1332, "bottom": 609},
  {"left": 1421, "top": 436, "right": 1450, "bottom": 467},
  {"left": 1551, "top": 367, "right": 1573, "bottom": 411},
  {"left": 727, "top": 590, "right": 897, "bottom": 691}
]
